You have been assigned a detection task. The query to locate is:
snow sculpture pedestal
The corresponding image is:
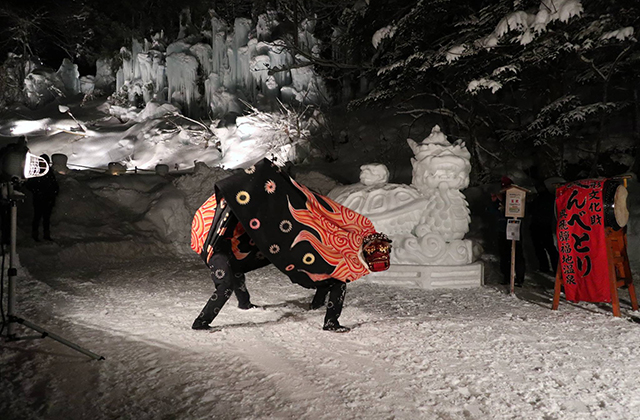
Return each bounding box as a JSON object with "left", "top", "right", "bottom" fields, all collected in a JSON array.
[
  {"left": 365, "top": 263, "right": 484, "bottom": 289},
  {"left": 328, "top": 125, "right": 483, "bottom": 289}
]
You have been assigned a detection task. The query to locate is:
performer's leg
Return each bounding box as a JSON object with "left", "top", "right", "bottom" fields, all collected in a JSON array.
[
  {"left": 323, "top": 280, "right": 349, "bottom": 332},
  {"left": 42, "top": 200, "right": 54, "bottom": 240},
  {"left": 232, "top": 272, "right": 257, "bottom": 309},
  {"left": 192, "top": 253, "right": 235, "bottom": 330},
  {"left": 530, "top": 229, "right": 551, "bottom": 272},
  {"left": 32, "top": 200, "right": 43, "bottom": 241},
  {"left": 497, "top": 236, "right": 510, "bottom": 284},
  {"left": 544, "top": 233, "right": 559, "bottom": 273},
  {"left": 310, "top": 282, "right": 330, "bottom": 310}
]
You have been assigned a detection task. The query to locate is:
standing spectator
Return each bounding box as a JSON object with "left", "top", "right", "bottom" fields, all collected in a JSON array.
[
  {"left": 25, "top": 154, "right": 58, "bottom": 241},
  {"left": 529, "top": 180, "right": 559, "bottom": 274}
]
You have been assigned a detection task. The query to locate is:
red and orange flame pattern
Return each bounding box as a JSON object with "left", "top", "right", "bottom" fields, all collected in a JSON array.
[
  {"left": 230, "top": 223, "right": 250, "bottom": 260},
  {"left": 288, "top": 178, "right": 376, "bottom": 282},
  {"left": 191, "top": 194, "right": 217, "bottom": 254}
]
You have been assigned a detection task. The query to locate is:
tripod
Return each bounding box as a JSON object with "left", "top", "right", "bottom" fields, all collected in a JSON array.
[{"left": 0, "top": 182, "right": 104, "bottom": 360}]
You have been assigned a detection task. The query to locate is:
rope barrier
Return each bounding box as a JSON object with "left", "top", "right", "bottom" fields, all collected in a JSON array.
[{"left": 65, "top": 163, "right": 158, "bottom": 174}]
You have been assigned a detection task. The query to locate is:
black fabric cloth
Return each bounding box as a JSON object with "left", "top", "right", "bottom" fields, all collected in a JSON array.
[
  {"left": 192, "top": 158, "right": 375, "bottom": 329},
  {"left": 202, "top": 158, "right": 374, "bottom": 288},
  {"left": 195, "top": 252, "right": 253, "bottom": 325}
]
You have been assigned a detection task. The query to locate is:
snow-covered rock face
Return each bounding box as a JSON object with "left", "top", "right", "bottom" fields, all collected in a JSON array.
[
  {"left": 328, "top": 126, "right": 475, "bottom": 266},
  {"left": 24, "top": 69, "right": 66, "bottom": 109}
]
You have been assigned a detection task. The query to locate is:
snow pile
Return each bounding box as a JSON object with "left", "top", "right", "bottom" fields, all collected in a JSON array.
[
  {"left": 601, "top": 26, "right": 635, "bottom": 41},
  {"left": 481, "top": 0, "right": 583, "bottom": 48},
  {"left": 372, "top": 25, "right": 397, "bottom": 49}
]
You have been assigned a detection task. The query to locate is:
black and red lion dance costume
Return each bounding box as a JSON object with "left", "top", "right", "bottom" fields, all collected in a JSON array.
[{"left": 191, "top": 158, "right": 391, "bottom": 332}]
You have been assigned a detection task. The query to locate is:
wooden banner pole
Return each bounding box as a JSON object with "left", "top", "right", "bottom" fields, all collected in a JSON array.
[{"left": 510, "top": 238, "right": 516, "bottom": 295}]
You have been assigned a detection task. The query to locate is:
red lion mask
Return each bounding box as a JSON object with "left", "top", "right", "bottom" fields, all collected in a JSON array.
[{"left": 362, "top": 233, "right": 392, "bottom": 272}]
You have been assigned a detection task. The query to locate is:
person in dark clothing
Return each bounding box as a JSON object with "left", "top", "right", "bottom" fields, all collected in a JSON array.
[
  {"left": 25, "top": 154, "right": 59, "bottom": 241},
  {"left": 529, "top": 182, "right": 559, "bottom": 274},
  {"left": 190, "top": 158, "right": 391, "bottom": 333},
  {"left": 490, "top": 176, "right": 525, "bottom": 286}
]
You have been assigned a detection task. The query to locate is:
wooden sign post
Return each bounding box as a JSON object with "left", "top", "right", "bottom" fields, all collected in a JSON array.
[{"left": 503, "top": 186, "right": 528, "bottom": 294}]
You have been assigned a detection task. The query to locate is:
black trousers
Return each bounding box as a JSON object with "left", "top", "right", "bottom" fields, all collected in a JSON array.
[
  {"left": 195, "top": 252, "right": 346, "bottom": 328},
  {"left": 498, "top": 236, "right": 525, "bottom": 284},
  {"left": 195, "top": 253, "right": 252, "bottom": 324},
  {"left": 312, "top": 280, "right": 347, "bottom": 329},
  {"left": 530, "top": 227, "right": 558, "bottom": 273},
  {"left": 32, "top": 196, "right": 55, "bottom": 239}
]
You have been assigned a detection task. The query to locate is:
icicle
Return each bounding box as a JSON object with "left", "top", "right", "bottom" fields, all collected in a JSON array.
[{"left": 166, "top": 52, "right": 199, "bottom": 116}]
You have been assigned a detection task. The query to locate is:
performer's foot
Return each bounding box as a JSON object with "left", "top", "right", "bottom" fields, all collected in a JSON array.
[
  {"left": 238, "top": 303, "right": 260, "bottom": 310},
  {"left": 323, "top": 321, "right": 350, "bottom": 333},
  {"left": 191, "top": 319, "right": 212, "bottom": 330}
]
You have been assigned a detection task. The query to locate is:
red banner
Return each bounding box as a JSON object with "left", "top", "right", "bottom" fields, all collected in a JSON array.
[{"left": 556, "top": 179, "right": 610, "bottom": 303}]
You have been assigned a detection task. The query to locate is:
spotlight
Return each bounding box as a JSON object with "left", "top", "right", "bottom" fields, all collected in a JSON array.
[{"left": 0, "top": 141, "right": 49, "bottom": 182}]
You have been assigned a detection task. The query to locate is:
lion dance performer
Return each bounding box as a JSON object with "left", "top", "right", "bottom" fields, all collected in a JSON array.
[{"left": 191, "top": 158, "right": 392, "bottom": 332}]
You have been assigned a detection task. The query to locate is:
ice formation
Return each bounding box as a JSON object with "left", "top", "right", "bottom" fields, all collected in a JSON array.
[
  {"left": 110, "top": 11, "right": 330, "bottom": 118},
  {"left": 329, "top": 126, "right": 474, "bottom": 265}
]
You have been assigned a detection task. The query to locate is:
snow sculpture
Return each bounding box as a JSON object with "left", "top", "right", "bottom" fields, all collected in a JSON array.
[{"left": 328, "top": 125, "right": 473, "bottom": 265}]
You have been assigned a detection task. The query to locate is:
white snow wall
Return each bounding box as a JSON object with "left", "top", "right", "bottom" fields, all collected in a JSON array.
[{"left": 114, "top": 13, "right": 329, "bottom": 118}]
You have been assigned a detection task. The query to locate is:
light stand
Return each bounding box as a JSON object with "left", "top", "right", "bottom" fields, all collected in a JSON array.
[{"left": 0, "top": 143, "right": 103, "bottom": 360}]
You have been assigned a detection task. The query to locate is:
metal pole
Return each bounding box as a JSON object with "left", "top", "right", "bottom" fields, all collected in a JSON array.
[
  {"left": 7, "top": 190, "right": 17, "bottom": 338},
  {"left": 10, "top": 316, "right": 104, "bottom": 360}
]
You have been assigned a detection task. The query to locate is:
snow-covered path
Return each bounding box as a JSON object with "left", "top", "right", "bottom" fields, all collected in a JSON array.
[{"left": 2, "top": 248, "right": 640, "bottom": 420}]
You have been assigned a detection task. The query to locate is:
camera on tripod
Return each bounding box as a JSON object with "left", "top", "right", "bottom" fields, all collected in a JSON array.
[{"left": 0, "top": 137, "right": 103, "bottom": 360}]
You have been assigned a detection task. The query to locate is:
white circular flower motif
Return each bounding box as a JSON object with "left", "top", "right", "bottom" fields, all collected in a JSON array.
[
  {"left": 327, "top": 301, "right": 334, "bottom": 309},
  {"left": 224, "top": 289, "right": 233, "bottom": 298},
  {"left": 279, "top": 220, "right": 293, "bottom": 233},
  {"left": 269, "top": 244, "right": 280, "bottom": 254},
  {"left": 303, "top": 253, "right": 315, "bottom": 265},
  {"left": 214, "top": 269, "right": 226, "bottom": 279},
  {"left": 245, "top": 165, "right": 256, "bottom": 174},
  {"left": 236, "top": 191, "right": 250, "bottom": 205},
  {"left": 265, "top": 180, "right": 276, "bottom": 194},
  {"left": 210, "top": 293, "right": 218, "bottom": 301}
]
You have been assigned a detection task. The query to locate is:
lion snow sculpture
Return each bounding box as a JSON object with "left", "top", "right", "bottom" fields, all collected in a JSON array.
[{"left": 328, "top": 125, "right": 474, "bottom": 265}]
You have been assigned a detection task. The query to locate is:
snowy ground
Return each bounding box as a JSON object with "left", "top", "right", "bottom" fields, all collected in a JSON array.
[
  {"left": 1, "top": 99, "right": 640, "bottom": 419},
  {"left": 2, "top": 238, "right": 639, "bottom": 419}
]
